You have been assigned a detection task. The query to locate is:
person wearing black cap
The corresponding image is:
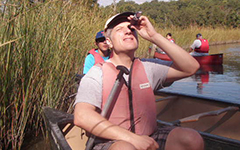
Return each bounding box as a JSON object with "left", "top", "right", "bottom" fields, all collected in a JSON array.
[
  {"left": 166, "top": 33, "right": 175, "bottom": 43},
  {"left": 82, "top": 30, "right": 110, "bottom": 74},
  {"left": 189, "top": 33, "right": 209, "bottom": 56},
  {"left": 74, "top": 12, "right": 203, "bottom": 150}
]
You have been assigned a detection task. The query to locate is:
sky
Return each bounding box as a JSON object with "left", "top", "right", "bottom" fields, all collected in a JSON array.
[{"left": 98, "top": 0, "right": 171, "bottom": 7}]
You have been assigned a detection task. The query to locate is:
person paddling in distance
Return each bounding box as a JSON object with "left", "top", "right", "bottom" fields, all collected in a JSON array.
[
  {"left": 189, "top": 33, "right": 209, "bottom": 56},
  {"left": 83, "top": 30, "right": 110, "bottom": 74},
  {"left": 74, "top": 12, "right": 204, "bottom": 150},
  {"left": 155, "top": 33, "right": 175, "bottom": 54}
]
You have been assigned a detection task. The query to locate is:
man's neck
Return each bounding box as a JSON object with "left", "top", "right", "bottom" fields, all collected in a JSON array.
[{"left": 109, "top": 53, "right": 134, "bottom": 68}]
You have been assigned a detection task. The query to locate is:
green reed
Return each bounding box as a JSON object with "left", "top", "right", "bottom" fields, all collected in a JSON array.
[
  {"left": 0, "top": 1, "right": 240, "bottom": 149},
  {"left": 0, "top": 0, "right": 110, "bottom": 149}
]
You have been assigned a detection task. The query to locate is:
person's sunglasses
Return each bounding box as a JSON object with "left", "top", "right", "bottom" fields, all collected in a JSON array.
[{"left": 96, "top": 37, "right": 106, "bottom": 43}]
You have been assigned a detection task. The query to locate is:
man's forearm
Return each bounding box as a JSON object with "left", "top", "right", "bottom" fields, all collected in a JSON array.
[{"left": 74, "top": 103, "right": 135, "bottom": 142}]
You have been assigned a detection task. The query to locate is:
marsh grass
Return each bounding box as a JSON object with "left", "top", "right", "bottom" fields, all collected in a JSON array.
[
  {"left": 0, "top": 0, "right": 111, "bottom": 149},
  {"left": 0, "top": 1, "right": 240, "bottom": 149},
  {"left": 154, "top": 26, "right": 240, "bottom": 50}
]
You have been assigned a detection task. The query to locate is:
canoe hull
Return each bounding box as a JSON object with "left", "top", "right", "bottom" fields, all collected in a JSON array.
[
  {"left": 154, "top": 51, "right": 223, "bottom": 65},
  {"left": 43, "top": 91, "right": 240, "bottom": 150}
]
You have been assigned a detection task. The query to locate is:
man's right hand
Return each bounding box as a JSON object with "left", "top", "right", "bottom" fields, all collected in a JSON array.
[{"left": 127, "top": 134, "right": 159, "bottom": 150}]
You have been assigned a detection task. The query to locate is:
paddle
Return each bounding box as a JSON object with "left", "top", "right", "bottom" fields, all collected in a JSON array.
[
  {"left": 171, "top": 106, "right": 239, "bottom": 126},
  {"left": 85, "top": 65, "right": 129, "bottom": 150}
]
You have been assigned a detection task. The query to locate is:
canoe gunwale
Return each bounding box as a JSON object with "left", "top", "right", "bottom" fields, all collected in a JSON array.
[
  {"left": 157, "top": 119, "right": 240, "bottom": 149},
  {"left": 200, "top": 131, "right": 240, "bottom": 148},
  {"left": 155, "top": 90, "right": 240, "bottom": 106},
  {"left": 43, "top": 107, "right": 73, "bottom": 150}
]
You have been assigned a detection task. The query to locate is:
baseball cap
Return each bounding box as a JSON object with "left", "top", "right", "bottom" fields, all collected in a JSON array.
[
  {"left": 104, "top": 12, "right": 134, "bottom": 31},
  {"left": 95, "top": 30, "right": 105, "bottom": 40},
  {"left": 196, "top": 33, "right": 202, "bottom": 38}
]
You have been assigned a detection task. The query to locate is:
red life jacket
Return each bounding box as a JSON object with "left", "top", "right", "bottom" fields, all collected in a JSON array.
[
  {"left": 88, "top": 49, "right": 105, "bottom": 65},
  {"left": 195, "top": 39, "right": 209, "bottom": 53},
  {"left": 100, "top": 59, "right": 157, "bottom": 135},
  {"left": 169, "top": 38, "right": 175, "bottom": 43}
]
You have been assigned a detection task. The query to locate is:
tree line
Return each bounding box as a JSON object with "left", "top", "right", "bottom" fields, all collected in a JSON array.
[
  {"left": 4, "top": 0, "right": 238, "bottom": 29},
  {"left": 100, "top": 0, "right": 240, "bottom": 29}
]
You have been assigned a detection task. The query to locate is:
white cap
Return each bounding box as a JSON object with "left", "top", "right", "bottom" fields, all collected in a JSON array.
[{"left": 104, "top": 12, "right": 134, "bottom": 31}]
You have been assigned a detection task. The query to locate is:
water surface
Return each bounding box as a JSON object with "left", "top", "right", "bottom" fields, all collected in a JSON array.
[{"left": 160, "top": 43, "right": 240, "bottom": 104}]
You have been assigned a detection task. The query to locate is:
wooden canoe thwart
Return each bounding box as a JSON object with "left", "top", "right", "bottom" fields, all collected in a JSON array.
[
  {"left": 154, "top": 51, "right": 223, "bottom": 65},
  {"left": 43, "top": 90, "right": 240, "bottom": 150}
]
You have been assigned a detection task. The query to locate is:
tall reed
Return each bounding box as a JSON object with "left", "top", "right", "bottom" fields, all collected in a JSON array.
[{"left": 0, "top": 0, "right": 110, "bottom": 149}]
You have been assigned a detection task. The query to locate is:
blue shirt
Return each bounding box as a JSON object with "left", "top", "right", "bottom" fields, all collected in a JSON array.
[{"left": 83, "top": 50, "right": 109, "bottom": 74}]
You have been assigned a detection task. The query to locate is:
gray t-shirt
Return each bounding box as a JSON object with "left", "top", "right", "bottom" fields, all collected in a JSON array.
[
  {"left": 75, "top": 59, "right": 172, "bottom": 109},
  {"left": 190, "top": 39, "right": 202, "bottom": 50}
]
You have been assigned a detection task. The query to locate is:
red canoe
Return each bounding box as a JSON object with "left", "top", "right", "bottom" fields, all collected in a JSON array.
[{"left": 154, "top": 52, "right": 223, "bottom": 65}]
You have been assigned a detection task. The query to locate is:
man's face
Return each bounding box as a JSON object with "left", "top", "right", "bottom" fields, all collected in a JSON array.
[
  {"left": 166, "top": 35, "right": 171, "bottom": 39},
  {"left": 96, "top": 37, "right": 109, "bottom": 51},
  {"left": 108, "top": 21, "right": 138, "bottom": 53}
]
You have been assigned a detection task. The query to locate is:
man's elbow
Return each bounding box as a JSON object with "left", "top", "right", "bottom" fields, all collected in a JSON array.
[
  {"left": 74, "top": 112, "right": 84, "bottom": 128},
  {"left": 189, "top": 61, "right": 200, "bottom": 76},
  {"left": 73, "top": 103, "right": 97, "bottom": 129},
  {"left": 73, "top": 105, "right": 86, "bottom": 128}
]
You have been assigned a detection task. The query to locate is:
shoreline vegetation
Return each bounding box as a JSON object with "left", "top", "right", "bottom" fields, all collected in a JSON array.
[
  {"left": 0, "top": 0, "right": 239, "bottom": 149},
  {"left": 208, "top": 40, "right": 240, "bottom": 46}
]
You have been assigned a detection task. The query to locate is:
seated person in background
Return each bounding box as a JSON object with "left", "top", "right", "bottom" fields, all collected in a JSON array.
[
  {"left": 155, "top": 33, "right": 175, "bottom": 54},
  {"left": 166, "top": 33, "right": 175, "bottom": 43},
  {"left": 74, "top": 12, "right": 203, "bottom": 150},
  {"left": 83, "top": 30, "right": 110, "bottom": 74},
  {"left": 189, "top": 33, "right": 209, "bottom": 56}
]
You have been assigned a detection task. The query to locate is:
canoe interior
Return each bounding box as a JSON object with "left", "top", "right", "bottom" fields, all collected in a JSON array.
[
  {"left": 43, "top": 91, "right": 240, "bottom": 150},
  {"left": 155, "top": 91, "right": 240, "bottom": 141}
]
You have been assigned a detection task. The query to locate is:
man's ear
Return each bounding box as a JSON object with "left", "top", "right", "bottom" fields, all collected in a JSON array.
[{"left": 106, "top": 38, "right": 113, "bottom": 48}]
